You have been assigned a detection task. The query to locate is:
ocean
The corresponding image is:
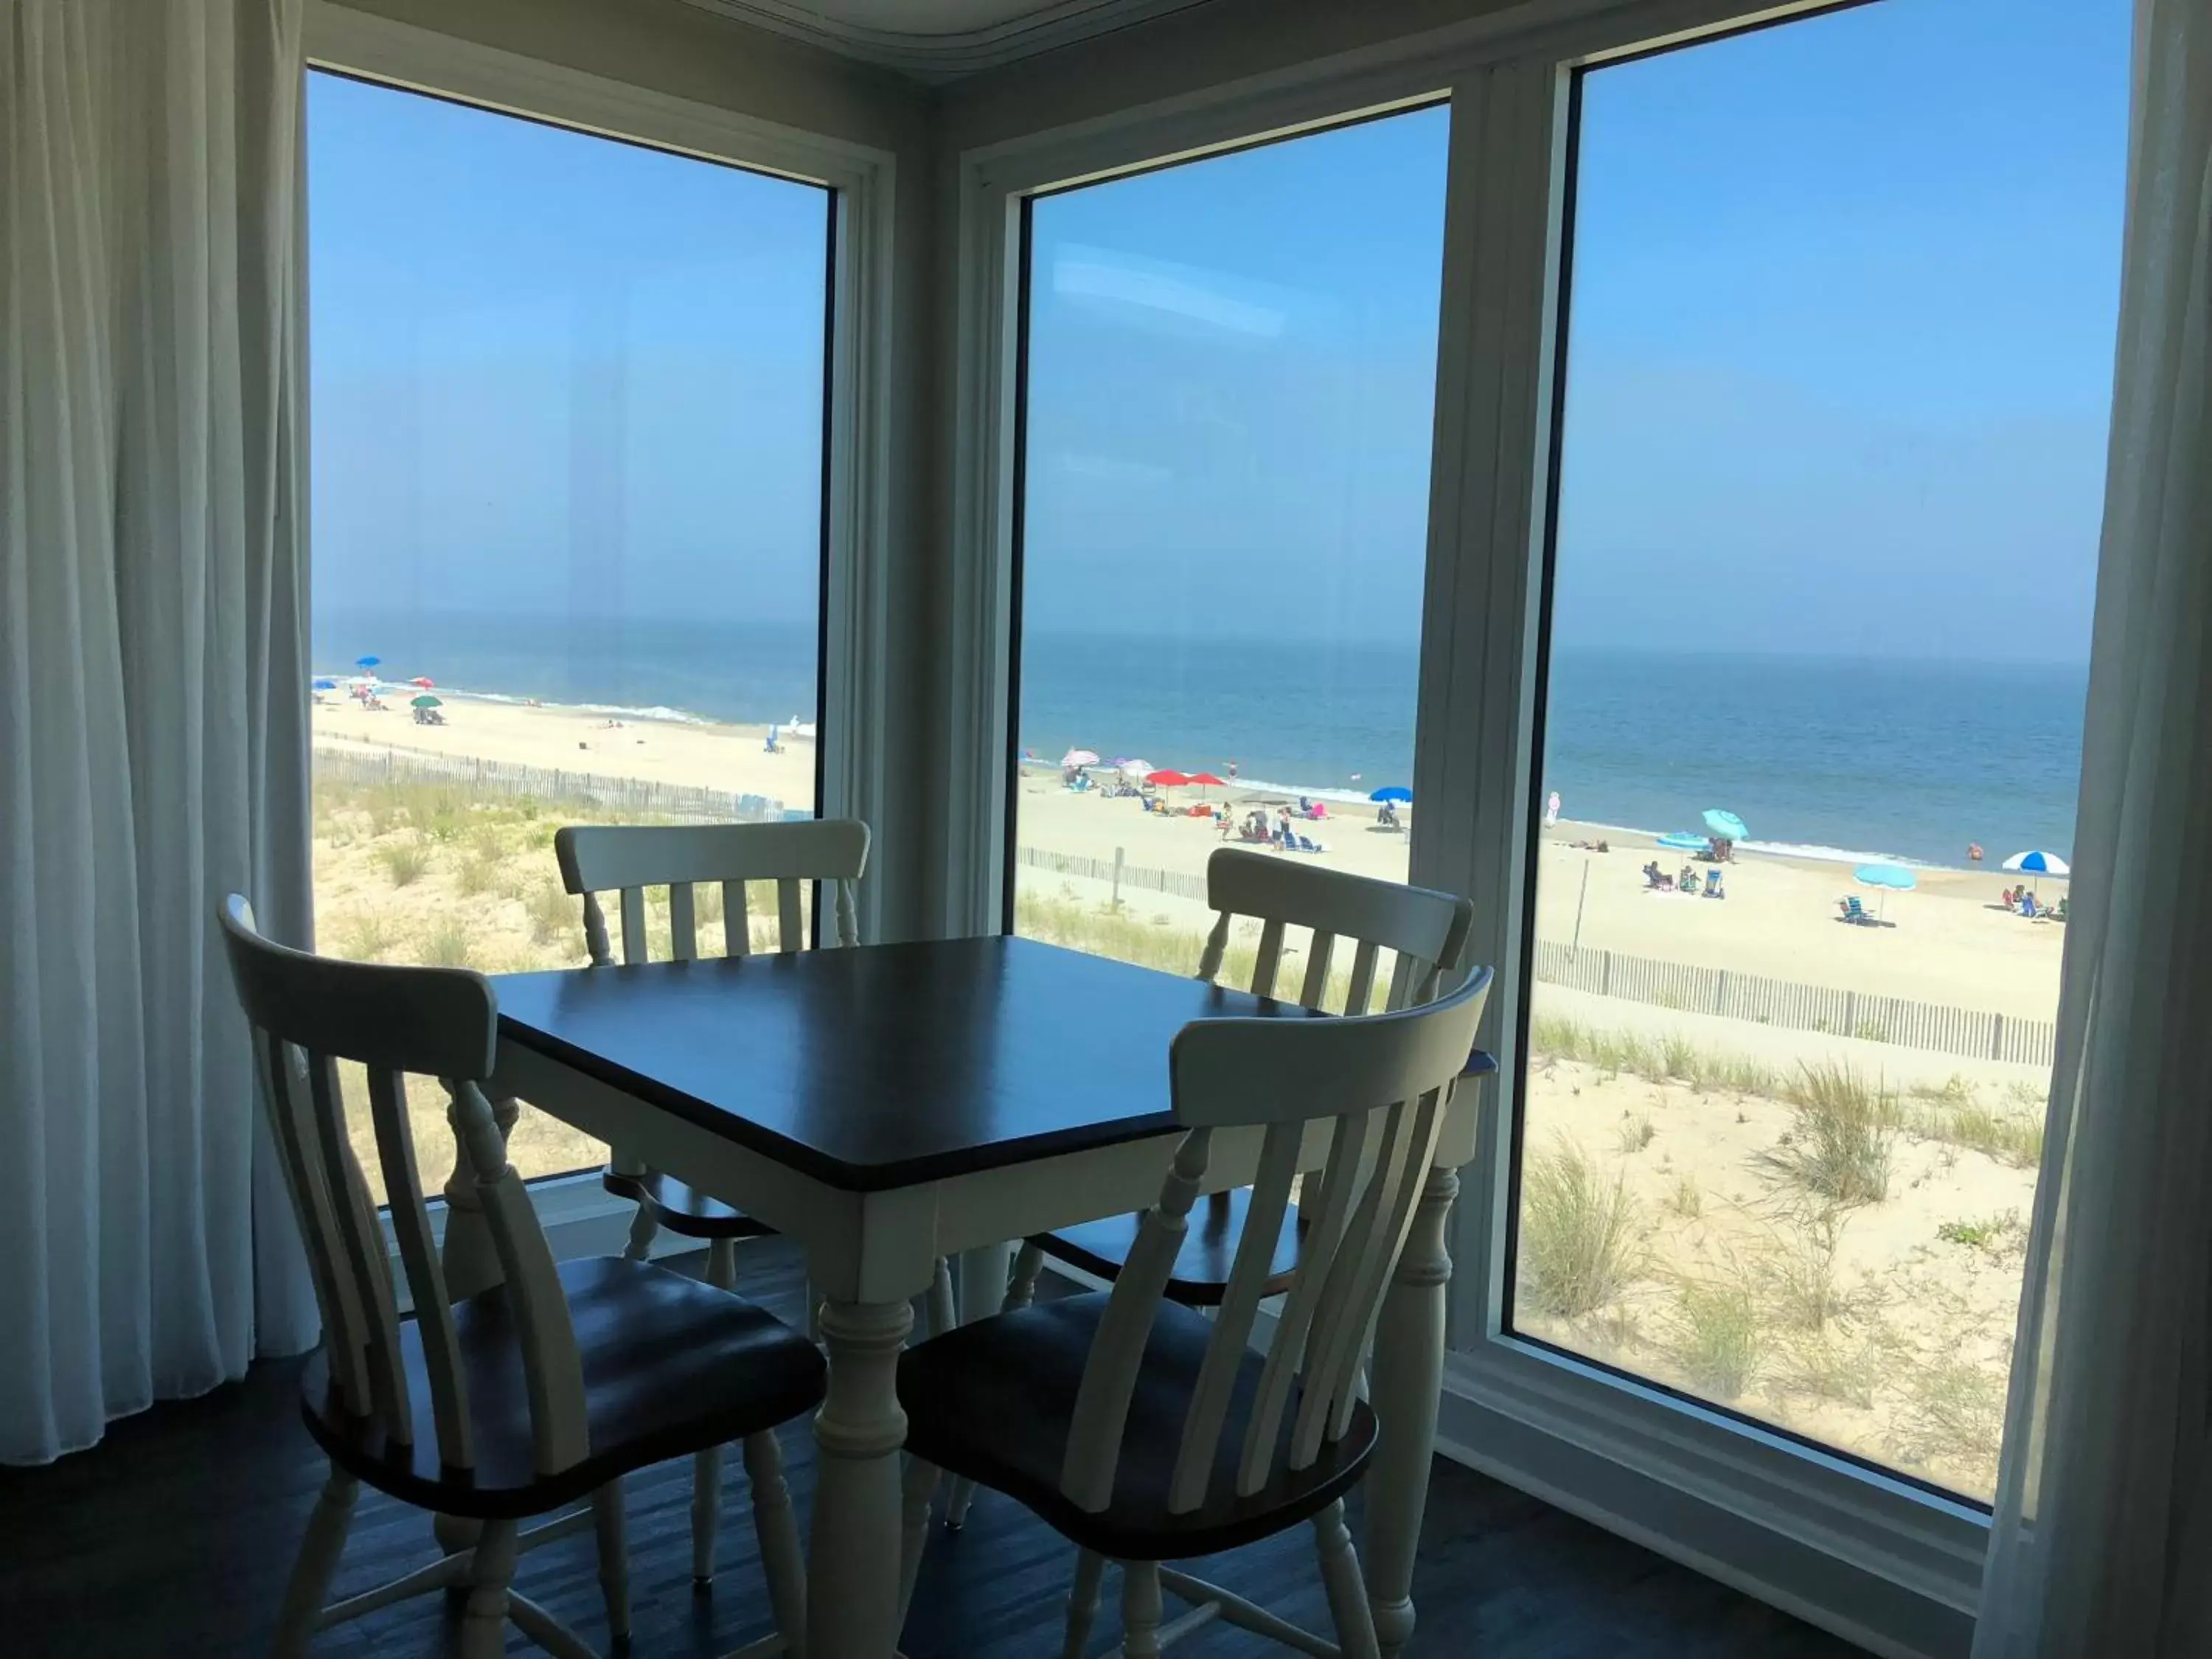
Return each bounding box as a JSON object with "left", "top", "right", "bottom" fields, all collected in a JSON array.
[{"left": 315, "top": 611, "right": 2087, "bottom": 871}]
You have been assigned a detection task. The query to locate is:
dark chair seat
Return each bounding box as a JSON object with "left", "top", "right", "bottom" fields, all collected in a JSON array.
[
  {"left": 1031, "top": 1188, "right": 1301, "bottom": 1307},
  {"left": 301, "top": 1257, "right": 824, "bottom": 1520},
  {"left": 898, "top": 1291, "right": 1374, "bottom": 1562},
  {"left": 602, "top": 1166, "right": 777, "bottom": 1241}
]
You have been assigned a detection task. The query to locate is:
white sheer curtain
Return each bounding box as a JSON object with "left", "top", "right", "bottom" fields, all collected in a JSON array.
[
  {"left": 1976, "top": 0, "right": 2212, "bottom": 1651},
  {"left": 0, "top": 0, "right": 317, "bottom": 1465}
]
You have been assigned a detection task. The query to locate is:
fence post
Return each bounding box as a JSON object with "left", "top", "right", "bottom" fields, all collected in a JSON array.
[
  {"left": 1112, "top": 846, "right": 1124, "bottom": 911},
  {"left": 1600, "top": 950, "right": 1612, "bottom": 997},
  {"left": 1990, "top": 1013, "right": 2005, "bottom": 1061},
  {"left": 1716, "top": 969, "right": 1728, "bottom": 1016}
]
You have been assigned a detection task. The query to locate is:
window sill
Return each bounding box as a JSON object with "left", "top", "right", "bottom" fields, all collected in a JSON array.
[{"left": 1436, "top": 1334, "right": 1983, "bottom": 1659}]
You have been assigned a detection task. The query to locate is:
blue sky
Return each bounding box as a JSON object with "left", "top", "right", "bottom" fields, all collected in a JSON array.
[{"left": 309, "top": 0, "right": 2131, "bottom": 662}]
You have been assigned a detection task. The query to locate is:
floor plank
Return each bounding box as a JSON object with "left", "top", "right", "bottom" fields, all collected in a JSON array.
[{"left": 0, "top": 1239, "right": 1865, "bottom": 1657}]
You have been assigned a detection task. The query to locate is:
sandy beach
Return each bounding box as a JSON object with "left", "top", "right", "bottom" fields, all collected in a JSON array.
[
  {"left": 309, "top": 694, "right": 2063, "bottom": 1499},
  {"left": 313, "top": 693, "right": 818, "bottom": 813}
]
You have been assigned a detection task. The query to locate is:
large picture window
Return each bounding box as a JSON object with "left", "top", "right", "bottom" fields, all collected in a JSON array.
[
  {"left": 306, "top": 71, "right": 832, "bottom": 1192},
  {"left": 1508, "top": 0, "right": 2128, "bottom": 1502},
  {"left": 1004, "top": 108, "right": 1450, "bottom": 981}
]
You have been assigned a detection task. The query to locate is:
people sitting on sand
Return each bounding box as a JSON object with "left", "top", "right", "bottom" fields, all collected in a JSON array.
[
  {"left": 1376, "top": 800, "right": 1402, "bottom": 830},
  {"left": 1643, "top": 860, "right": 1671, "bottom": 890},
  {"left": 1680, "top": 863, "right": 1699, "bottom": 892}
]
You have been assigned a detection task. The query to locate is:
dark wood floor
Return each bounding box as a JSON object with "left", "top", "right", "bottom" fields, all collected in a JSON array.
[{"left": 0, "top": 1240, "right": 1865, "bottom": 1658}]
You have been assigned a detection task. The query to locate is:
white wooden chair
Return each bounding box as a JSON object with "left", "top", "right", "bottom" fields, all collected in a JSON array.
[
  {"left": 555, "top": 818, "right": 869, "bottom": 1583},
  {"left": 219, "top": 894, "right": 822, "bottom": 1659},
  {"left": 1019, "top": 849, "right": 1475, "bottom": 1304},
  {"left": 898, "top": 964, "right": 1495, "bottom": 1659},
  {"left": 939, "top": 852, "right": 1474, "bottom": 1530}
]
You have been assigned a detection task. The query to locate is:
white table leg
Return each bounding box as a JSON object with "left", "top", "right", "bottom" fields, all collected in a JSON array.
[
  {"left": 1363, "top": 1165, "right": 1457, "bottom": 1659},
  {"left": 809, "top": 1294, "right": 916, "bottom": 1659}
]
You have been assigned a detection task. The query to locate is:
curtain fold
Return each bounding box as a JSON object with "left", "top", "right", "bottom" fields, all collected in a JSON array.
[
  {"left": 1975, "top": 0, "right": 2212, "bottom": 1651},
  {"left": 0, "top": 0, "right": 316, "bottom": 1467}
]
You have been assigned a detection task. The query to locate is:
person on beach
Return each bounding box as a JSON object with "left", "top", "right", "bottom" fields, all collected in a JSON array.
[{"left": 1545, "top": 790, "right": 1562, "bottom": 828}]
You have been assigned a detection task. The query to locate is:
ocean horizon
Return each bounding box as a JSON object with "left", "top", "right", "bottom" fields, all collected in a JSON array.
[{"left": 316, "top": 610, "right": 2087, "bottom": 872}]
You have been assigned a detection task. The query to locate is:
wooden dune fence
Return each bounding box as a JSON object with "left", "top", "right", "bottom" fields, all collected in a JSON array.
[
  {"left": 313, "top": 742, "right": 793, "bottom": 825},
  {"left": 1530, "top": 939, "right": 2056, "bottom": 1068}
]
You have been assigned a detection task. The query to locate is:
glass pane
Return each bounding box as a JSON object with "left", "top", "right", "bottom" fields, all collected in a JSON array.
[
  {"left": 1510, "top": 0, "right": 2128, "bottom": 1500},
  {"left": 1009, "top": 108, "right": 1449, "bottom": 993},
  {"left": 307, "top": 72, "right": 829, "bottom": 1194}
]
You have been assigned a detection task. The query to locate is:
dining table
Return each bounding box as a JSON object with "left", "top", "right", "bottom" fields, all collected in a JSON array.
[{"left": 442, "top": 933, "right": 1491, "bottom": 1659}]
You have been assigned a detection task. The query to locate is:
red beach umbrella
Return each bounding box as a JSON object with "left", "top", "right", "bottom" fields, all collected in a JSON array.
[
  {"left": 411, "top": 676, "right": 435, "bottom": 689},
  {"left": 1145, "top": 769, "right": 1192, "bottom": 789}
]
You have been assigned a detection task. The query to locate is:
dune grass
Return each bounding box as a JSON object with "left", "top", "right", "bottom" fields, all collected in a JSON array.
[{"left": 1518, "top": 1138, "right": 1644, "bottom": 1320}]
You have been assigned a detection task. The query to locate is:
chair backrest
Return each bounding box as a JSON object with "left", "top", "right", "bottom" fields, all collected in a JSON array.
[
  {"left": 218, "top": 894, "right": 588, "bottom": 1478},
  {"left": 1059, "top": 964, "right": 1494, "bottom": 1515},
  {"left": 1195, "top": 846, "right": 1475, "bottom": 1015},
  {"left": 554, "top": 818, "right": 870, "bottom": 965}
]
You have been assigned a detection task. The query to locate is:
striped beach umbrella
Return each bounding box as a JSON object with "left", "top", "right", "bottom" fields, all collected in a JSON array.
[{"left": 2003, "top": 849, "right": 2070, "bottom": 893}]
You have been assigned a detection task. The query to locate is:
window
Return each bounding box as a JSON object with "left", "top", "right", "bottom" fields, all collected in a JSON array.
[
  {"left": 1509, "top": 0, "right": 2128, "bottom": 1502},
  {"left": 1005, "top": 108, "right": 1451, "bottom": 982},
  {"left": 306, "top": 71, "right": 832, "bottom": 1193}
]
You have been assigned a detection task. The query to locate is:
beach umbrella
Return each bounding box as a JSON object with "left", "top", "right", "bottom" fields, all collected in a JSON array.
[
  {"left": 1703, "top": 808, "right": 1748, "bottom": 842},
  {"left": 311, "top": 678, "right": 337, "bottom": 691},
  {"left": 1060, "top": 748, "right": 1099, "bottom": 768},
  {"left": 411, "top": 694, "right": 442, "bottom": 709},
  {"left": 1854, "top": 862, "right": 1916, "bottom": 921},
  {"left": 1120, "top": 759, "right": 1155, "bottom": 779},
  {"left": 1186, "top": 772, "right": 1225, "bottom": 798},
  {"left": 1145, "top": 769, "right": 1192, "bottom": 789},
  {"left": 2003, "top": 849, "right": 2070, "bottom": 894},
  {"left": 1657, "top": 831, "right": 1708, "bottom": 852},
  {"left": 1369, "top": 786, "right": 1413, "bottom": 804},
  {"left": 355, "top": 655, "right": 380, "bottom": 669},
  {"left": 411, "top": 676, "right": 435, "bottom": 689}
]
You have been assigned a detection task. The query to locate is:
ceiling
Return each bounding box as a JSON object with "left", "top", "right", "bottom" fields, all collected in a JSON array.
[{"left": 677, "top": 0, "right": 1217, "bottom": 79}]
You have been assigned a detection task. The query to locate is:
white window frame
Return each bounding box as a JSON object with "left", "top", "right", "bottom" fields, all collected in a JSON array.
[
  {"left": 941, "top": 4, "right": 1997, "bottom": 1654},
  {"left": 302, "top": 4, "right": 900, "bottom": 1241}
]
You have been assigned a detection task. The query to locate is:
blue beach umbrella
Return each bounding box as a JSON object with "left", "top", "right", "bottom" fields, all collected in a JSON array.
[
  {"left": 1657, "top": 831, "right": 1708, "bottom": 852},
  {"left": 1369, "top": 786, "right": 1413, "bottom": 804},
  {"left": 1854, "top": 862, "right": 1916, "bottom": 921},
  {"left": 311, "top": 678, "right": 337, "bottom": 691},
  {"left": 2002, "top": 850, "right": 2070, "bottom": 875},
  {"left": 1703, "top": 809, "right": 1748, "bottom": 842},
  {"left": 1854, "top": 863, "right": 1916, "bottom": 890},
  {"left": 355, "top": 655, "right": 381, "bottom": 670}
]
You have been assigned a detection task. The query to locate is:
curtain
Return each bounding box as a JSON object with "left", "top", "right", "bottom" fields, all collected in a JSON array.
[
  {"left": 1975, "top": 0, "right": 2212, "bottom": 1651},
  {"left": 0, "top": 0, "right": 316, "bottom": 1466}
]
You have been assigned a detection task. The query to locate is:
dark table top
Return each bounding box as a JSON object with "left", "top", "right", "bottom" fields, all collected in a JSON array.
[{"left": 491, "top": 934, "right": 1329, "bottom": 1193}]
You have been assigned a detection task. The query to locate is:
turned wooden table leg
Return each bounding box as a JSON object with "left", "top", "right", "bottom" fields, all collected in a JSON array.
[
  {"left": 1364, "top": 1164, "right": 1458, "bottom": 1659},
  {"left": 808, "top": 1295, "right": 915, "bottom": 1659},
  {"left": 434, "top": 1093, "right": 520, "bottom": 1560}
]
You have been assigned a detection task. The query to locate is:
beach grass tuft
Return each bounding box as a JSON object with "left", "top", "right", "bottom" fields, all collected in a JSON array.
[
  {"left": 526, "top": 880, "right": 580, "bottom": 947},
  {"left": 421, "top": 920, "right": 476, "bottom": 969},
  {"left": 1763, "top": 1062, "right": 1898, "bottom": 1208},
  {"left": 1669, "top": 1273, "right": 1761, "bottom": 1399},
  {"left": 376, "top": 836, "right": 433, "bottom": 888},
  {"left": 332, "top": 912, "right": 395, "bottom": 962},
  {"left": 1518, "top": 1138, "right": 1644, "bottom": 1320},
  {"left": 1665, "top": 1172, "right": 1704, "bottom": 1220}
]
